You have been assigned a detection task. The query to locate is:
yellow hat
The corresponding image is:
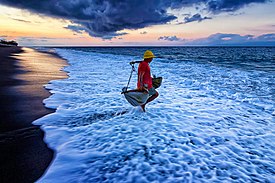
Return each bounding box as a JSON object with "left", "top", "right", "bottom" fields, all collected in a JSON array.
[{"left": 143, "top": 50, "right": 155, "bottom": 59}]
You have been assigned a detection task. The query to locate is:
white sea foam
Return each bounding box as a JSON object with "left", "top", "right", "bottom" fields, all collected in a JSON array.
[{"left": 34, "top": 48, "right": 275, "bottom": 182}]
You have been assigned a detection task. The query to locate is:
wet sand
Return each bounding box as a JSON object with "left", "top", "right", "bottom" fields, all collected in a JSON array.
[{"left": 0, "top": 46, "right": 67, "bottom": 183}]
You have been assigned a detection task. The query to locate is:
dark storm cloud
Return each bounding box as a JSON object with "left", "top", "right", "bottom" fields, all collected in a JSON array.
[
  {"left": 65, "top": 24, "right": 127, "bottom": 39},
  {"left": 0, "top": 0, "right": 269, "bottom": 38},
  {"left": 184, "top": 13, "right": 211, "bottom": 23},
  {"left": 0, "top": 0, "right": 176, "bottom": 39},
  {"left": 206, "top": 0, "right": 268, "bottom": 13},
  {"left": 65, "top": 25, "right": 85, "bottom": 34},
  {"left": 158, "top": 36, "right": 182, "bottom": 41}
]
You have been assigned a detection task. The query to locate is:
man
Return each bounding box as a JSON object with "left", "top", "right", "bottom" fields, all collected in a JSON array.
[{"left": 137, "top": 50, "right": 159, "bottom": 112}]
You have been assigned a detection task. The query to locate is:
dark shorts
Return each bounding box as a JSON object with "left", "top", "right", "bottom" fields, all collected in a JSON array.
[{"left": 149, "top": 87, "right": 157, "bottom": 96}]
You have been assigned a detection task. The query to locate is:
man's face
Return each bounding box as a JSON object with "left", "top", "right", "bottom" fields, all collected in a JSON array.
[{"left": 144, "top": 57, "right": 153, "bottom": 63}]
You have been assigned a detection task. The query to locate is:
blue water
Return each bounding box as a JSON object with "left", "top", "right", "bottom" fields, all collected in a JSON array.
[
  {"left": 35, "top": 47, "right": 275, "bottom": 182},
  {"left": 63, "top": 46, "right": 275, "bottom": 70}
]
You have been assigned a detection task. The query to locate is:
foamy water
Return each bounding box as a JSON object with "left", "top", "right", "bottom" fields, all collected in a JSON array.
[{"left": 34, "top": 47, "right": 275, "bottom": 182}]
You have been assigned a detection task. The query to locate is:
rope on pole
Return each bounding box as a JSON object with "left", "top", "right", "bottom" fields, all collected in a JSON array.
[{"left": 125, "top": 63, "right": 135, "bottom": 90}]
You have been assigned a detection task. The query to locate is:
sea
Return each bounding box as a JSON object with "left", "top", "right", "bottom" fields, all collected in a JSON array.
[{"left": 34, "top": 47, "right": 275, "bottom": 182}]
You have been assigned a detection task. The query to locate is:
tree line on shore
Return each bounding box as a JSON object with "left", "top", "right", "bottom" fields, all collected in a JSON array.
[{"left": 0, "top": 39, "right": 18, "bottom": 46}]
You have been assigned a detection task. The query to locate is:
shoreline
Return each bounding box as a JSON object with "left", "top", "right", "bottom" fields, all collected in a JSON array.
[{"left": 0, "top": 46, "right": 68, "bottom": 183}]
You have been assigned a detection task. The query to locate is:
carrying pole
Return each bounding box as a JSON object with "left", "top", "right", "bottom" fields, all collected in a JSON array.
[
  {"left": 125, "top": 62, "right": 136, "bottom": 90},
  {"left": 123, "top": 61, "right": 142, "bottom": 93}
]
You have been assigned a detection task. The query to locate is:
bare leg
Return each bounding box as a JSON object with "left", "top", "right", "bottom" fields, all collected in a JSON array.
[
  {"left": 141, "top": 91, "right": 159, "bottom": 112},
  {"left": 146, "top": 91, "right": 159, "bottom": 103}
]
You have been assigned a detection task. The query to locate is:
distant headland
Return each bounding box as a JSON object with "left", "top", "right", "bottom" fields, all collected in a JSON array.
[{"left": 0, "top": 39, "right": 18, "bottom": 47}]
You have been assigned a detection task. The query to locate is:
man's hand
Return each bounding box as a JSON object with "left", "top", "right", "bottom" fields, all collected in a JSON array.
[{"left": 137, "top": 86, "right": 149, "bottom": 93}]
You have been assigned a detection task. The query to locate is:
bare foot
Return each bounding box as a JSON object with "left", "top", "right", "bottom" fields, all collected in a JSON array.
[{"left": 140, "top": 104, "right": 146, "bottom": 112}]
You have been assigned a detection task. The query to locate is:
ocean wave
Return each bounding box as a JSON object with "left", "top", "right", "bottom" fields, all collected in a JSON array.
[{"left": 34, "top": 47, "right": 275, "bottom": 182}]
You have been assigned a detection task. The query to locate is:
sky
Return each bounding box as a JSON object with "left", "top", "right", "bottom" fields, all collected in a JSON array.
[{"left": 0, "top": 0, "right": 274, "bottom": 46}]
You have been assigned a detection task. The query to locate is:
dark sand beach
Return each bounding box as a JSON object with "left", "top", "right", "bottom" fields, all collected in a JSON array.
[{"left": 0, "top": 46, "right": 67, "bottom": 183}]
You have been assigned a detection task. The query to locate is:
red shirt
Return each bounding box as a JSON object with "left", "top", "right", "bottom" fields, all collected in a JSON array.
[{"left": 137, "top": 61, "right": 152, "bottom": 89}]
